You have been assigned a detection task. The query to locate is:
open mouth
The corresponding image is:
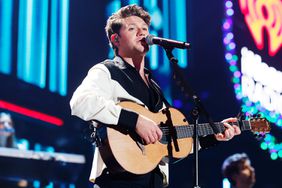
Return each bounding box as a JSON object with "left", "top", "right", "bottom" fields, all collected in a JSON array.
[{"left": 140, "top": 38, "right": 148, "bottom": 46}]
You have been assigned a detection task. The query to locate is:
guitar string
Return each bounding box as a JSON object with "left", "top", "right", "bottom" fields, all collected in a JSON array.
[
  {"left": 159, "top": 121, "right": 246, "bottom": 132},
  {"left": 159, "top": 122, "right": 250, "bottom": 137},
  {"left": 159, "top": 120, "right": 266, "bottom": 138}
]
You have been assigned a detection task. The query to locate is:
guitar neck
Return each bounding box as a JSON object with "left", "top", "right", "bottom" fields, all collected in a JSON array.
[{"left": 162, "top": 120, "right": 251, "bottom": 139}]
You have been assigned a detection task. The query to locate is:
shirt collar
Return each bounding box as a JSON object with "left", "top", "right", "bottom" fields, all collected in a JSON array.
[{"left": 113, "top": 56, "right": 152, "bottom": 77}]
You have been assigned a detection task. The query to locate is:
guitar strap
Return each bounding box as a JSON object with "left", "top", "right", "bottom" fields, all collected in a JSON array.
[
  {"left": 150, "top": 79, "right": 171, "bottom": 108},
  {"left": 87, "top": 120, "right": 102, "bottom": 147},
  {"left": 149, "top": 78, "right": 181, "bottom": 158}
]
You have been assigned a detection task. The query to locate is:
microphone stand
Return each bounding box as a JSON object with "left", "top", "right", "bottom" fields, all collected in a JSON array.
[{"left": 163, "top": 47, "right": 220, "bottom": 188}]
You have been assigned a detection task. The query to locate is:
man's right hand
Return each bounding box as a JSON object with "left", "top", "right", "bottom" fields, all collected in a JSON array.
[{"left": 135, "top": 115, "right": 163, "bottom": 144}]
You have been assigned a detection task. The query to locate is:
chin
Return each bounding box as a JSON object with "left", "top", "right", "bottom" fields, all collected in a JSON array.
[
  {"left": 136, "top": 49, "right": 147, "bottom": 55},
  {"left": 141, "top": 47, "right": 149, "bottom": 54},
  {"left": 139, "top": 43, "right": 149, "bottom": 52},
  {"left": 247, "top": 177, "right": 256, "bottom": 186}
]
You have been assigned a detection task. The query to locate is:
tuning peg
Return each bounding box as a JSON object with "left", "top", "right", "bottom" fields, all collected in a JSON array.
[
  {"left": 254, "top": 132, "right": 259, "bottom": 137},
  {"left": 260, "top": 133, "right": 266, "bottom": 139},
  {"left": 252, "top": 113, "right": 262, "bottom": 119},
  {"left": 254, "top": 133, "right": 260, "bottom": 140},
  {"left": 254, "top": 132, "right": 266, "bottom": 140},
  {"left": 236, "top": 110, "right": 243, "bottom": 120},
  {"left": 236, "top": 110, "right": 247, "bottom": 123},
  {"left": 245, "top": 112, "right": 253, "bottom": 119}
]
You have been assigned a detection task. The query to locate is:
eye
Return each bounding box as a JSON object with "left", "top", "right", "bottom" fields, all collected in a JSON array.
[
  {"left": 142, "top": 27, "right": 148, "bottom": 31},
  {"left": 128, "top": 27, "right": 135, "bottom": 31}
]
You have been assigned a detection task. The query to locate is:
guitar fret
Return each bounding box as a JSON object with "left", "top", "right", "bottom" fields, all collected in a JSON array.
[
  {"left": 159, "top": 113, "right": 267, "bottom": 141},
  {"left": 166, "top": 121, "right": 247, "bottom": 139}
]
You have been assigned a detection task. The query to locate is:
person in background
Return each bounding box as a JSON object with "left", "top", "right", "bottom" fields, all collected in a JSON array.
[
  {"left": 222, "top": 153, "right": 256, "bottom": 188},
  {"left": 0, "top": 112, "right": 29, "bottom": 188},
  {"left": 70, "top": 4, "right": 241, "bottom": 188},
  {"left": 0, "top": 112, "right": 17, "bottom": 148}
]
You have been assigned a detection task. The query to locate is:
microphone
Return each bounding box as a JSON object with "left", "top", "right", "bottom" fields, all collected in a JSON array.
[{"left": 145, "top": 34, "right": 191, "bottom": 49}]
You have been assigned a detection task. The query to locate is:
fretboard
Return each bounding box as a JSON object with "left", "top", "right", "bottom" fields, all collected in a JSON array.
[{"left": 160, "top": 120, "right": 251, "bottom": 139}]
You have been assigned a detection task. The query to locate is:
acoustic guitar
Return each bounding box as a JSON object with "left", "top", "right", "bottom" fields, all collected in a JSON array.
[{"left": 97, "top": 101, "right": 270, "bottom": 174}]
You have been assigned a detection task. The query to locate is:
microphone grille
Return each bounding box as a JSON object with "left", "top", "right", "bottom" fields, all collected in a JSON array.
[{"left": 145, "top": 34, "right": 155, "bottom": 45}]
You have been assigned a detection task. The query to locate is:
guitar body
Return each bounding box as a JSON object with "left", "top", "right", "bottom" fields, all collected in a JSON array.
[
  {"left": 97, "top": 101, "right": 271, "bottom": 174},
  {"left": 98, "top": 101, "right": 193, "bottom": 174}
]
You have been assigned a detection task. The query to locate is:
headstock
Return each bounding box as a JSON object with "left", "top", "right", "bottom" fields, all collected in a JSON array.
[{"left": 249, "top": 117, "right": 271, "bottom": 134}]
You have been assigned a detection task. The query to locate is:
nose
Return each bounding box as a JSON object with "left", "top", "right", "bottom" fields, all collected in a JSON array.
[
  {"left": 137, "top": 28, "right": 146, "bottom": 36},
  {"left": 250, "top": 166, "right": 255, "bottom": 172}
]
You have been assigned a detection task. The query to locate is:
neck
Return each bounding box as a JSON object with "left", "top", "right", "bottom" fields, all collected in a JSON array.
[
  {"left": 122, "top": 55, "right": 145, "bottom": 72},
  {"left": 235, "top": 182, "right": 254, "bottom": 188}
]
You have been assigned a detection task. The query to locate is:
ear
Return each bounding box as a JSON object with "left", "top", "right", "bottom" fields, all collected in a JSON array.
[{"left": 110, "top": 34, "right": 119, "bottom": 46}]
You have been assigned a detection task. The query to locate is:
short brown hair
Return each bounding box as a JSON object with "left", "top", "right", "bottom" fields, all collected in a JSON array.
[
  {"left": 222, "top": 153, "right": 250, "bottom": 186},
  {"left": 105, "top": 4, "right": 151, "bottom": 54}
]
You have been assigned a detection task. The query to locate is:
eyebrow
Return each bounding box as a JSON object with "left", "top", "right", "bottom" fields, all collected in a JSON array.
[{"left": 127, "top": 23, "right": 148, "bottom": 27}]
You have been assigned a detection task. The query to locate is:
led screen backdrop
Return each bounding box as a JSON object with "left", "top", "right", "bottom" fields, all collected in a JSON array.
[{"left": 223, "top": 0, "right": 282, "bottom": 160}]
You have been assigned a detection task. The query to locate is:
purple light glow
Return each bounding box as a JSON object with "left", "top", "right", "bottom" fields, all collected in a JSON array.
[
  {"left": 226, "top": 32, "right": 234, "bottom": 40},
  {"left": 173, "top": 99, "right": 183, "bottom": 108},
  {"left": 229, "top": 42, "right": 236, "bottom": 49},
  {"left": 234, "top": 71, "right": 241, "bottom": 77},
  {"left": 246, "top": 101, "right": 252, "bottom": 106},
  {"left": 234, "top": 83, "right": 240, "bottom": 89},
  {"left": 236, "top": 94, "right": 243, "bottom": 99},
  {"left": 224, "top": 37, "right": 230, "bottom": 45},
  {"left": 229, "top": 60, "right": 236, "bottom": 65},
  {"left": 223, "top": 21, "right": 231, "bottom": 29},
  {"left": 225, "top": 53, "right": 232, "bottom": 60}
]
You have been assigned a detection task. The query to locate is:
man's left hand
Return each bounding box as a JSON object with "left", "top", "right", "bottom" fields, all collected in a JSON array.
[{"left": 215, "top": 117, "right": 241, "bottom": 141}]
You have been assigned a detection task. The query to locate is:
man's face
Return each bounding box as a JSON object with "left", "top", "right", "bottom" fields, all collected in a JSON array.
[
  {"left": 235, "top": 160, "right": 256, "bottom": 187},
  {"left": 117, "top": 16, "right": 149, "bottom": 57}
]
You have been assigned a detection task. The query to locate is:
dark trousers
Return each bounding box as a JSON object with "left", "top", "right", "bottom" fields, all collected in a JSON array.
[{"left": 95, "top": 167, "right": 164, "bottom": 188}]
